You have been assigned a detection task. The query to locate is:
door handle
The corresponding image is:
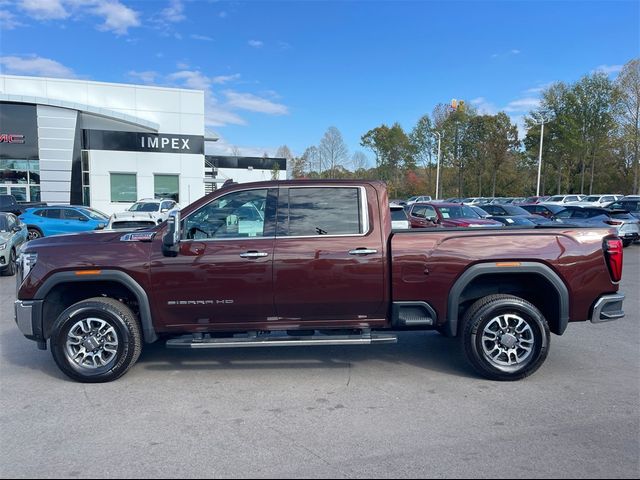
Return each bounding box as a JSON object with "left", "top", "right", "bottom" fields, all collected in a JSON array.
[
  {"left": 348, "top": 248, "right": 378, "bottom": 256},
  {"left": 239, "top": 251, "right": 269, "bottom": 258}
]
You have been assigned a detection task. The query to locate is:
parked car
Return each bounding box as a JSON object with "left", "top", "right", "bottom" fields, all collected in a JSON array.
[
  {"left": 14, "top": 180, "right": 626, "bottom": 383},
  {"left": 407, "top": 202, "right": 503, "bottom": 228},
  {"left": 389, "top": 199, "right": 407, "bottom": 207},
  {"left": 522, "top": 196, "right": 550, "bottom": 204},
  {"left": 390, "top": 204, "right": 410, "bottom": 229},
  {"left": 407, "top": 195, "right": 432, "bottom": 205},
  {"left": 122, "top": 198, "right": 178, "bottom": 223},
  {"left": 544, "top": 194, "right": 583, "bottom": 205},
  {"left": 570, "top": 194, "right": 623, "bottom": 207},
  {"left": 19, "top": 206, "right": 109, "bottom": 239},
  {"left": 106, "top": 212, "right": 160, "bottom": 230},
  {"left": 520, "top": 203, "right": 567, "bottom": 219},
  {"left": 0, "top": 212, "right": 28, "bottom": 276},
  {"left": 605, "top": 196, "right": 640, "bottom": 220},
  {"left": 0, "top": 194, "right": 47, "bottom": 216},
  {"left": 481, "top": 204, "right": 554, "bottom": 225},
  {"left": 554, "top": 206, "right": 640, "bottom": 246}
]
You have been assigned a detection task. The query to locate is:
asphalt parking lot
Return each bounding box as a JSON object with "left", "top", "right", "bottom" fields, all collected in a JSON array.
[{"left": 0, "top": 247, "right": 638, "bottom": 479}]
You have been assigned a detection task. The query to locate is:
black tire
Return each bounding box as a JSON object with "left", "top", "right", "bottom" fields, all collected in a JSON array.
[
  {"left": 27, "top": 227, "right": 43, "bottom": 240},
  {"left": 50, "top": 297, "right": 142, "bottom": 383},
  {"left": 461, "top": 294, "right": 550, "bottom": 381},
  {"left": 1, "top": 248, "right": 16, "bottom": 276},
  {"left": 622, "top": 239, "right": 632, "bottom": 248}
]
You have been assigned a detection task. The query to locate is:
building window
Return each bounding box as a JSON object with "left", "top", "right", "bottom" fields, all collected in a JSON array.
[
  {"left": 110, "top": 173, "right": 137, "bottom": 203},
  {"left": 0, "top": 159, "right": 40, "bottom": 201},
  {"left": 81, "top": 151, "right": 90, "bottom": 206},
  {"left": 154, "top": 174, "right": 179, "bottom": 202}
]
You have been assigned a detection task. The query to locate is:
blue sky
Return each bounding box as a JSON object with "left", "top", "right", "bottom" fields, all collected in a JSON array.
[{"left": 0, "top": 0, "right": 637, "bottom": 162}]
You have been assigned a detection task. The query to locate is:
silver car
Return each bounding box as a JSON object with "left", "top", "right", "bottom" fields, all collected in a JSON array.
[{"left": 0, "top": 213, "right": 28, "bottom": 276}]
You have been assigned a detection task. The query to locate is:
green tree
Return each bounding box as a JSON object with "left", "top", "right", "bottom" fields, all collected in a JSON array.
[{"left": 616, "top": 58, "right": 640, "bottom": 194}]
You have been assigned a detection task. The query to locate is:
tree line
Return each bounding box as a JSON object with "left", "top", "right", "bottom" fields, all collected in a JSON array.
[{"left": 279, "top": 58, "right": 639, "bottom": 199}]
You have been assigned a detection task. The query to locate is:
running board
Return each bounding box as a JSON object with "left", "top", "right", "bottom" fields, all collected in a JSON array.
[{"left": 166, "top": 331, "right": 398, "bottom": 349}]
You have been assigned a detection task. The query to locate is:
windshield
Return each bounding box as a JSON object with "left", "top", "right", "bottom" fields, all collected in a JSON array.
[
  {"left": 0, "top": 215, "right": 8, "bottom": 232},
  {"left": 129, "top": 202, "right": 160, "bottom": 212},
  {"left": 390, "top": 208, "right": 407, "bottom": 221},
  {"left": 548, "top": 196, "right": 565, "bottom": 202},
  {"left": 80, "top": 208, "right": 109, "bottom": 221},
  {"left": 437, "top": 205, "right": 480, "bottom": 219},
  {"left": 584, "top": 196, "right": 601, "bottom": 202},
  {"left": 503, "top": 206, "right": 530, "bottom": 216}
]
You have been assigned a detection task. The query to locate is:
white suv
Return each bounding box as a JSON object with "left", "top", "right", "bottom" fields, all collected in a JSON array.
[
  {"left": 125, "top": 199, "right": 177, "bottom": 222},
  {"left": 571, "top": 194, "right": 623, "bottom": 207}
]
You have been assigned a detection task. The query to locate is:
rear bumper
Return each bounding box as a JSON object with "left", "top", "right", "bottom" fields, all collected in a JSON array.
[{"left": 590, "top": 293, "right": 625, "bottom": 323}]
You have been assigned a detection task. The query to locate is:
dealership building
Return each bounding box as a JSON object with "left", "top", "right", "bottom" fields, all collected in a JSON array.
[{"left": 0, "top": 74, "right": 286, "bottom": 215}]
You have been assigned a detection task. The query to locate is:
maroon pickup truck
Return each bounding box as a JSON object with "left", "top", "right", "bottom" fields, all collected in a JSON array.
[{"left": 14, "top": 180, "right": 625, "bottom": 383}]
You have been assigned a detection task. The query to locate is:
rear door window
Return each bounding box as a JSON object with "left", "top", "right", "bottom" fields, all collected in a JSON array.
[
  {"left": 280, "top": 187, "right": 364, "bottom": 236},
  {"left": 44, "top": 209, "right": 62, "bottom": 219}
]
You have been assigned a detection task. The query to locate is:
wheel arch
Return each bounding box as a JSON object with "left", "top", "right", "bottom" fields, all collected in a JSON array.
[
  {"left": 445, "top": 262, "right": 569, "bottom": 337},
  {"left": 34, "top": 270, "right": 157, "bottom": 343}
]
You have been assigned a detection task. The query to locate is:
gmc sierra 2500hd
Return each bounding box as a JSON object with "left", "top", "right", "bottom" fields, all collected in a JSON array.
[{"left": 14, "top": 180, "right": 625, "bottom": 382}]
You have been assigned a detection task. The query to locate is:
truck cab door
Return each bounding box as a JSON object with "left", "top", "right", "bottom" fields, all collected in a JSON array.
[
  {"left": 273, "top": 185, "right": 386, "bottom": 326},
  {"left": 149, "top": 188, "right": 278, "bottom": 331}
]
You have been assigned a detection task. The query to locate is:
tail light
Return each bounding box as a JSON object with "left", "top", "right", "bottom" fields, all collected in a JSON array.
[
  {"left": 603, "top": 237, "right": 623, "bottom": 283},
  {"left": 605, "top": 220, "right": 623, "bottom": 226}
]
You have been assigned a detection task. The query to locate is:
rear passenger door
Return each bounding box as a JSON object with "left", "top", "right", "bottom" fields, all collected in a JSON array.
[{"left": 273, "top": 185, "right": 386, "bottom": 323}]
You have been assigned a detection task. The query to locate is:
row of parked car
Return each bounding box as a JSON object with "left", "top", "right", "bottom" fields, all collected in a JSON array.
[
  {"left": 0, "top": 197, "right": 181, "bottom": 276},
  {"left": 391, "top": 195, "right": 640, "bottom": 247}
]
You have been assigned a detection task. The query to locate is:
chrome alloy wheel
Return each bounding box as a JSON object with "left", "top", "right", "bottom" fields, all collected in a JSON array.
[
  {"left": 481, "top": 313, "right": 535, "bottom": 368},
  {"left": 65, "top": 318, "right": 119, "bottom": 369}
]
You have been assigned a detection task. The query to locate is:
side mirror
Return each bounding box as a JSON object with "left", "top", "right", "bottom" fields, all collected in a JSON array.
[
  {"left": 96, "top": 223, "right": 106, "bottom": 230},
  {"left": 161, "top": 208, "right": 169, "bottom": 213},
  {"left": 162, "top": 210, "right": 181, "bottom": 257},
  {"left": 12, "top": 225, "right": 21, "bottom": 233},
  {"left": 79, "top": 216, "right": 89, "bottom": 222}
]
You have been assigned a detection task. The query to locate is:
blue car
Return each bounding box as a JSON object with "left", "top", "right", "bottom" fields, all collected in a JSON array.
[{"left": 19, "top": 206, "right": 109, "bottom": 240}]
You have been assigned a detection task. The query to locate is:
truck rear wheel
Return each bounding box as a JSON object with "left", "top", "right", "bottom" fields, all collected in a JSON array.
[
  {"left": 50, "top": 297, "right": 142, "bottom": 383},
  {"left": 461, "top": 294, "right": 550, "bottom": 381}
]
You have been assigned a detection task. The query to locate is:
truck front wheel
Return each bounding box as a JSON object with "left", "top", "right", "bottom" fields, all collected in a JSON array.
[
  {"left": 50, "top": 297, "right": 142, "bottom": 383},
  {"left": 461, "top": 294, "right": 550, "bottom": 381}
]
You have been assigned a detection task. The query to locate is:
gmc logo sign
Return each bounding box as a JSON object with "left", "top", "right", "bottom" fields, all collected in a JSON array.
[{"left": 0, "top": 134, "right": 25, "bottom": 144}]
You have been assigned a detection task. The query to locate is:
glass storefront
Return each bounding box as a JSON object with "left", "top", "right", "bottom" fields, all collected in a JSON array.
[{"left": 0, "top": 159, "right": 40, "bottom": 201}]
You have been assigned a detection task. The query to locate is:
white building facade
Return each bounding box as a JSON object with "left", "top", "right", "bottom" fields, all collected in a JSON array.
[{"left": 0, "top": 75, "right": 206, "bottom": 215}]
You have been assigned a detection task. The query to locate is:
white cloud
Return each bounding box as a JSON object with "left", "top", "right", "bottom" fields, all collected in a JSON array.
[
  {"left": 168, "top": 70, "right": 212, "bottom": 91},
  {"left": 470, "top": 97, "right": 497, "bottom": 115},
  {"left": 161, "top": 0, "right": 185, "bottom": 23},
  {"left": 224, "top": 91, "right": 289, "bottom": 115},
  {"left": 0, "top": 10, "right": 22, "bottom": 29},
  {"left": 491, "top": 48, "right": 522, "bottom": 59},
  {"left": 510, "top": 49, "right": 521, "bottom": 55},
  {"left": 504, "top": 97, "right": 540, "bottom": 112},
  {"left": 248, "top": 40, "right": 263, "bottom": 48},
  {"left": 92, "top": 1, "right": 140, "bottom": 35},
  {"left": 594, "top": 64, "right": 623, "bottom": 75},
  {"left": 0, "top": 54, "right": 76, "bottom": 78},
  {"left": 218, "top": 11, "right": 227, "bottom": 18},
  {"left": 206, "top": 135, "right": 277, "bottom": 157},
  {"left": 212, "top": 74, "right": 240, "bottom": 84},
  {"left": 18, "top": 0, "right": 69, "bottom": 20},
  {"left": 191, "top": 34, "right": 213, "bottom": 41},
  {"left": 127, "top": 70, "right": 158, "bottom": 84},
  {"left": 205, "top": 104, "right": 247, "bottom": 127}
]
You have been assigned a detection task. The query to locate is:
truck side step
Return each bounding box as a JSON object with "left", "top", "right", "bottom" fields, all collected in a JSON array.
[
  {"left": 166, "top": 330, "right": 398, "bottom": 349},
  {"left": 392, "top": 301, "right": 437, "bottom": 327}
]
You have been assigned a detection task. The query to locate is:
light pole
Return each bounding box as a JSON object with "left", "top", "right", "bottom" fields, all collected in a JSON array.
[
  {"left": 532, "top": 111, "right": 551, "bottom": 197},
  {"left": 432, "top": 131, "right": 442, "bottom": 199}
]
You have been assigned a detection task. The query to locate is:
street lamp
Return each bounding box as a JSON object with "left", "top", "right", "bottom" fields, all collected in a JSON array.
[
  {"left": 431, "top": 131, "right": 443, "bottom": 199},
  {"left": 532, "top": 111, "right": 551, "bottom": 197}
]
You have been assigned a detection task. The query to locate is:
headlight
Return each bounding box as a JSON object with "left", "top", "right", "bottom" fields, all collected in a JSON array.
[
  {"left": 17, "top": 251, "right": 38, "bottom": 287},
  {"left": 0, "top": 242, "right": 6, "bottom": 250}
]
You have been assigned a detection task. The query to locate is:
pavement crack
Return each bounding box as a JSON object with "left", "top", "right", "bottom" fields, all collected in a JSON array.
[{"left": 269, "top": 425, "right": 331, "bottom": 466}]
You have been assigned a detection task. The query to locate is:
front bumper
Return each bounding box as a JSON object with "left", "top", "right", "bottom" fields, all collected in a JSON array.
[
  {"left": 590, "top": 293, "right": 625, "bottom": 323},
  {"left": 0, "top": 246, "right": 8, "bottom": 270},
  {"left": 14, "top": 299, "right": 44, "bottom": 344}
]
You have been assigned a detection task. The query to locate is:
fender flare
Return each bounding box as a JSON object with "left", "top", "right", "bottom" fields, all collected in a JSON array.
[
  {"left": 445, "top": 262, "right": 570, "bottom": 337},
  {"left": 34, "top": 270, "right": 158, "bottom": 343}
]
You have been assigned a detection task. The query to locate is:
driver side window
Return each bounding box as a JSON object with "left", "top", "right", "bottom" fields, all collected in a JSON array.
[{"left": 183, "top": 189, "right": 268, "bottom": 240}]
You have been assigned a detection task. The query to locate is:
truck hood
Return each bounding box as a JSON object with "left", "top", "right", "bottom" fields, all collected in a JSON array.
[{"left": 0, "top": 232, "right": 11, "bottom": 244}]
